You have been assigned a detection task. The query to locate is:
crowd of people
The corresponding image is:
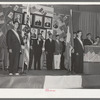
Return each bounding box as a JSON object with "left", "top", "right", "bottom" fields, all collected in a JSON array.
[{"left": 6, "top": 21, "right": 100, "bottom": 76}]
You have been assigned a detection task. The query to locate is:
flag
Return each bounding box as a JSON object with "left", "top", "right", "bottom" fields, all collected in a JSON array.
[
  {"left": 64, "top": 9, "right": 73, "bottom": 71},
  {"left": 24, "top": 4, "right": 31, "bottom": 69}
]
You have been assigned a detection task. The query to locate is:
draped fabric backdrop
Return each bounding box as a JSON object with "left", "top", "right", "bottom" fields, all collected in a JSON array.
[{"left": 72, "top": 11, "right": 100, "bottom": 39}]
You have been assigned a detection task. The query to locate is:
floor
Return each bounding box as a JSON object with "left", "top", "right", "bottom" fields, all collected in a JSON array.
[
  {"left": 0, "top": 69, "right": 69, "bottom": 76},
  {"left": 0, "top": 69, "right": 100, "bottom": 89}
]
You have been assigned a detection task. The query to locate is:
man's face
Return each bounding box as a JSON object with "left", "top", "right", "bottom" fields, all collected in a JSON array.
[
  {"left": 14, "top": 22, "right": 19, "bottom": 29},
  {"left": 96, "top": 38, "right": 100, "bottom": 42},
  {"left": 78, "top": 32, "right": 82, "bottom": 37},
  {"left": 49, "top": 34, "right": 52, "bottom": 39},
  {"left": 56, "top": 36, "right": 59, "bottom": 40},
  {"left": 73, "top": 33, "right": 76, "bottom": 38},
  {"left": 87, "top": 34, "right": 91, "bottom": 39}
]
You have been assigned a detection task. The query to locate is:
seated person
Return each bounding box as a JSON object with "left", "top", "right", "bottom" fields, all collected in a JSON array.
[
  {"left": 84, "top": 33, "right": 94, "bottom": 45},
  {"left": 94, "top": 36, "right": 100, "bottom": 45}
]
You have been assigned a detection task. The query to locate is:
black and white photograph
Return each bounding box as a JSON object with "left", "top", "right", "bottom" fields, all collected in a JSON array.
[
  {"left": 33, "top": 14, "right": 43, "bottom": 28},
  {"left": 40, "top": 29, "right": 46, "bottom": 39},
  {"left": 44, "top": 16, "right": 52, "bottom": 29},
  {"left": 31, "top": 28, "right": 38, "bottom": 39},
  {"left": 1, "top": 1, "right": 100, "bottom": 98},
  {"left": 13, "top": 11, "right": 23, "bottom": 24}
]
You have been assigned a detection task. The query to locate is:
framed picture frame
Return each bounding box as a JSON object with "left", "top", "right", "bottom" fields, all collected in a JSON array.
[
  {"left": 44, "top": 16, "right": 52, "bottom": 29},
  {"left": 32, "top": 14, "right": 43, "bottom": 28},
  {"left": 30, "top": 28, "right": 38, "bottom": 39},
  {"left": 13, "top": 11, "right": 24, "bottom": 24},
  {"left": 23, "top": 12, "right": 33, "bottom": 25},
  {"left": 40, "top": 29, "right": 47, "bottom": 40},
  {"left": 46, "top": 29, "right": 53, "bottom": 39}
]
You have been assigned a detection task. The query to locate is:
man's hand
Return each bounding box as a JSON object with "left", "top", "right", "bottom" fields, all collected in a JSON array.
[
  {"left": 9, "top": 49, "right": 12, "bottom": 53},
  {"left": 76, "top": 53, "right": 79, "bottom": 55}
]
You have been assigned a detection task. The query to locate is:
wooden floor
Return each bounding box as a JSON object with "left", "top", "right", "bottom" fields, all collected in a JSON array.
[{"left": 0, "top": 69, "right": 100, "bottom": 89}]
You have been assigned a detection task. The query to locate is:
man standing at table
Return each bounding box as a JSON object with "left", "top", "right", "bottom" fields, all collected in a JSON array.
[{"left": 45, "top": 32, "right": 55, "bottom": 70}]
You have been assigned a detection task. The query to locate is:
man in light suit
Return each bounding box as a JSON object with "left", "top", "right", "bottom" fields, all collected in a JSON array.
[
  {"left": 54, "top": 34, "right": 62, "bottom": 69},
  {"left": 45, "top": 32, "right": 55, "bottom": 70},
  {"left": 6, "top": 21, "right": 24, "bottom": 75}
]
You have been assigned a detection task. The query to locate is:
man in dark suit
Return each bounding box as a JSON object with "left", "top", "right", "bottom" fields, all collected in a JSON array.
[
  {"left": 45, "top": 32, "right": 55, "bottom": 70},
  {"left": 29, "top": 28, "right": 37, "bottom": 70},
  {"left": 60, "top": 37, "right": 66, "bottom": 70},
  {"left": 33, "top": 33, "right": 43, "bottom": 70},
  {"left": 6, "top": 21, "right": 24, "bottom": 75},
  {"left": 83, "top": 33, "right": 94, "bottom": 45},
  {"left": 74, "top": 30, "right": 84, "bottom": 74},
  {"left": 71, "top": 32, "right": 77, "bottom": 73},
  {"left": 29, "top": 37, "right": 34, "bottom": 70}
]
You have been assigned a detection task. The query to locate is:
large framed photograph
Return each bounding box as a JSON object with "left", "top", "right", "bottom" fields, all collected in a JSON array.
[
  {"left": 23, "top": 12, "right": 33, "bottom": 25},
  {"left": 30, "top": 28, "right": 38, "bottom": 39},
  {"left": 32, "top": 14, "right": 43, "bottom": 28},
  {"left": 46, "top": 29, "right": 53, "bottom": 39},
  {"left": 40, "top": 29, "right": 47, "bottom": 40},
  {"left": 13, "top": 11, "right": 24, "bottom": 24},
  {"left": 44, "top": 16, "right": 52, "bottom": 29}
]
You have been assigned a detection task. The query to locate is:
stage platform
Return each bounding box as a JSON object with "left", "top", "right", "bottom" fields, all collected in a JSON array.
[{"left": 0, "top": 70, "right": 100, "bottom": 89}]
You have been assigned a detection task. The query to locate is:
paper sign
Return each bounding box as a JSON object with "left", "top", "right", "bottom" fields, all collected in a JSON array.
[
  {"left": 8, "top": 12, "right": 13, "bottom": 19},
  {"left": 13, "top": 5, "right": 19, "bottom": 11}
]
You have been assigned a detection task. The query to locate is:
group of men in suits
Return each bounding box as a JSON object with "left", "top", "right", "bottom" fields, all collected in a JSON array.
[
  {"left": 6, "top": 21, "right": 66, "bottom": 76},
  {"left": 29, "top": 31, "right": 66, "bottom": 70}
]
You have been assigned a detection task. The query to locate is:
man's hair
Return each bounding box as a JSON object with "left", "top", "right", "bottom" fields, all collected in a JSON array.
[
  {"left": 13, "top": 21, "right": 20, "bottom": 25},
  {"left": 86, "top": 33, "right": 91, "bottom": 36},
  {"left": 73, "top": 32, "right": 76, "bottom": 34},
  {"left": 77, "top": 30, "right": 82, "bottom": 33}
]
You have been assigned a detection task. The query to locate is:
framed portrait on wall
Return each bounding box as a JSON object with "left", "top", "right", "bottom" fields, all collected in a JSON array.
[
  {"left": 13, "top": 11, "right": 24, "bottom": 24},
  {"left": 23, "top": 12, "right": 33, "bottom": 25},
  {"left": 46, "top": 29, "right": 53, "bottom": 39},
  {"left": 30, "top": 28, "right": 38, "bottom": 39},
  {"left": 32, "top": 14, "right": 43, "bottom": 28},
  {"left": 40, "top": 29, "right": 47, "bottom": 40},
  {"left": 44, "top": 16, "right": 52, "bottom": 29}
]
